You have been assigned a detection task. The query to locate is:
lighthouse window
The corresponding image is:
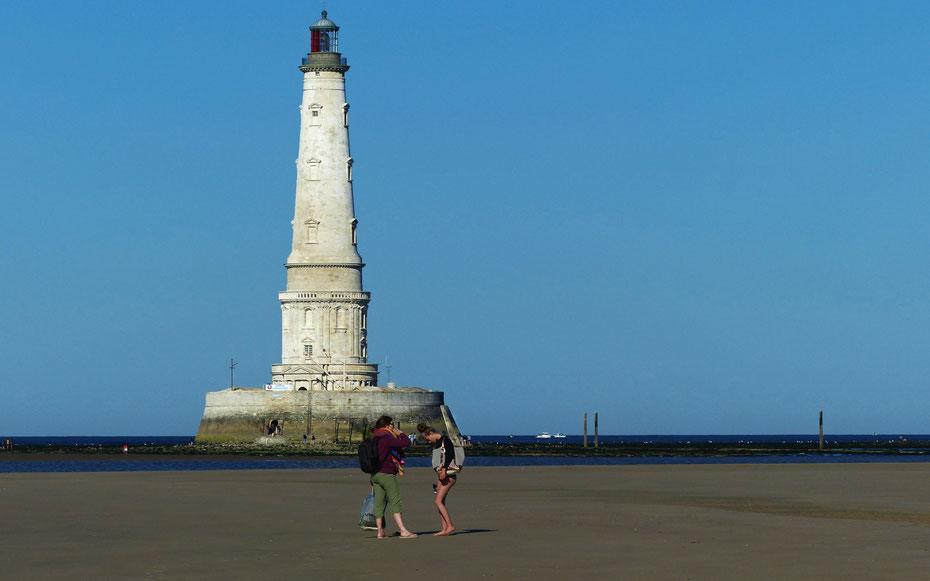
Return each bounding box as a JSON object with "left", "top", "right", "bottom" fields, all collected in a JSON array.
[
  {"left": 346, "top": 158, "right": 354, "bottom": 182},
  {"left": 304, "top": 345, "right": 313, "bottom": 357},
  {"left": 306, "top": 159, "right": 320, "bottom": 181},
  {"left": 305, "top": 219, "right": 319, "bottom": 243},
  {"left": 309, "top": 105, "right": 322, "bottom": 126}
]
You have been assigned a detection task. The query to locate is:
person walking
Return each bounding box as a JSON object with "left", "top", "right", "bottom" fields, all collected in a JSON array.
[
  {"left": 371, "top": 415, "right": 417, "bottom": 539},
  {"left": 417, "top": 423, "right": 459, "bottom": 536}
]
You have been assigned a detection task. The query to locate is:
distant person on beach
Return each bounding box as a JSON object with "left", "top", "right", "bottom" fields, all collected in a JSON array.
[
  {"left": 370, "top": 415, "right": 417, "bottom": 539},
  {"left": 418, "top": 423, "right": 459, "bottom": 536}
]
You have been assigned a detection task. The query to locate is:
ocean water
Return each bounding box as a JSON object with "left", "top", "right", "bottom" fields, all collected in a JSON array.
[
  {"left": 470, "top": 434, "right": 929, "bottom": 444},
  {"left": 0, "top": 436, "right": 194, "bottom": 446},
  {"left": 1, "top": 434, "right": 929, "bottom": 473}
]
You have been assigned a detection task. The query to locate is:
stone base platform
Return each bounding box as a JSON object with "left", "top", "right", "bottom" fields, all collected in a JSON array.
[{"left": 195, "top": 386, "right": 460, "bottom": 444}]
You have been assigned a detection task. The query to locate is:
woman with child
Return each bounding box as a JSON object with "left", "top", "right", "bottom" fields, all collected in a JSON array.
[{"left": 370, "top": 415, "right": 417, "bottom": 539}]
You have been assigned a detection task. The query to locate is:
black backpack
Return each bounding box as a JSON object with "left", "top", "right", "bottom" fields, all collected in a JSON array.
[{"left": 358, "top": 438, "right": 382, "bottom": 474}]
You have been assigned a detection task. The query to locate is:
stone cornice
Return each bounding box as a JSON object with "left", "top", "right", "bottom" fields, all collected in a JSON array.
[
  {"left": 285, "top": 263, "right": 364, "bottom": 269},
  {"left": 299, "top": 64, "right": 349, "bottom": 74}
]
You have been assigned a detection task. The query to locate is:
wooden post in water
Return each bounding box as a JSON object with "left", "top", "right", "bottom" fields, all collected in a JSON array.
[
  {"left": 594, "top": 412, "right": 599, "bottom": 448},
  {"left": 584, "top": 413, "right": 588, "bottom": 448},
  {"left": 819, "top": 410, "right": 824, "bottom": 450}
]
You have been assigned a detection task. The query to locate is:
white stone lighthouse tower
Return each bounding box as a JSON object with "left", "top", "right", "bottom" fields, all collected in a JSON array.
[
  {"left": 271, "top": 11, "right": 378, "bottom": 390},
  {"left": 196, "top": 12, "right": 460, "bottom": 443}
]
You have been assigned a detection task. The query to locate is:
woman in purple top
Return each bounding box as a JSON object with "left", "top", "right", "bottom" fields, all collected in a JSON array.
[{"left": 370, "top": 415, "right": 417, "bottom": 539}]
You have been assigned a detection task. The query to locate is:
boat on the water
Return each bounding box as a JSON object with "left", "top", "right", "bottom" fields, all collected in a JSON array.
[
  {"left": 553, "top": 433, "right": 566, "bottom": 438},
  {"left": 536, "top": 432, "right": 552, "bottom": 439}
]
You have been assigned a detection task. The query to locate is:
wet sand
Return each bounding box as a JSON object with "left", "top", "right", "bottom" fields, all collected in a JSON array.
[{"left": 2, "top": 463, "right": 928, "bottom": 579}]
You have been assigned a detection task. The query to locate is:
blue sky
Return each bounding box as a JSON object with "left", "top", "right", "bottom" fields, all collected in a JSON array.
[{"left": 2, "top": 1, "right": 929, "bottom": 436}]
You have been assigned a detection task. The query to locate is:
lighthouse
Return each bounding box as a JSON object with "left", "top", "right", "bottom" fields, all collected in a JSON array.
[
  {"left": 271, "top": 11, "right": 379, "bottom": 390},
  {"left": 196, "top": 13, "right": 460, "bottom": 444}
]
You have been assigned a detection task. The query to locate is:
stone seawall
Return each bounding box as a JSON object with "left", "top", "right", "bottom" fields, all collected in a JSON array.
[{"left": 196, "top": 387, "right": 454, "bottom": 443}]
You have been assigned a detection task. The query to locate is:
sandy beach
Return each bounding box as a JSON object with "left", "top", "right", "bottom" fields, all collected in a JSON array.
[{"left": 2, "top": 462, "right": 929, "bottom": 580}]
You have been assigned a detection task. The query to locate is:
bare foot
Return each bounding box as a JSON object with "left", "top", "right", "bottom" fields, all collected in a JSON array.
[
  {"left": 399, "top": 531, "right": 418, "bottom": 538},
  {"left": 434, "top": 526, "right": 455, "bottom": 536}
]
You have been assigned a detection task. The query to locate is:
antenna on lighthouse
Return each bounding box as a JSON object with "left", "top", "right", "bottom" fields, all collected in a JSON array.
[
  {"left": 384, "top": 357, "right": 392, "bottom": 384},
  {"left": 229, "top": 358, "right": 238, "bottom": 388}
]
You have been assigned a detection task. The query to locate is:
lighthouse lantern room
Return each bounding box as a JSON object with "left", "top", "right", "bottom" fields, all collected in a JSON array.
[
  {"left": 302, "top": 11, "right": 348, "bottom": 71},
  {"left": 310, "top": 11, "right": 339, "bottom": 53}
]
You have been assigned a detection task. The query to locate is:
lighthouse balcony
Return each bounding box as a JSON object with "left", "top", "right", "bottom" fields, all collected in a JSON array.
[
  {"left": 279, "top": 290, "right": 370, "bottom": 302},
  {"left": 302, "top": 54, "right": 347, "bottom": 66},
  {"left": 301, "top": 53, "right": 349, "bottom": 72}
]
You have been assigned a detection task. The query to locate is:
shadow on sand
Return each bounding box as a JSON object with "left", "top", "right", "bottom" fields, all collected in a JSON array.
[{"left": 420, "top": 528, "right": 496, "bottom": 535}]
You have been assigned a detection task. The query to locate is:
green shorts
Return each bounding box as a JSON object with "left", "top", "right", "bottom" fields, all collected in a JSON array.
[{"left": 370, "top": 472, "right": 403, "bottom": 517}]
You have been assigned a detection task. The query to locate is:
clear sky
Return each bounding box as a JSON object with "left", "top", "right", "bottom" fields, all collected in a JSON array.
[{"left": 2, "top": 1, "right": 929, "bottom": 436}]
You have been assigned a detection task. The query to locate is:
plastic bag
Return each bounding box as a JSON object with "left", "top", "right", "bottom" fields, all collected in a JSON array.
[
  {"left": 431, "top": 442, "right": 466, "bottom": 475},
  {"left": 358, "top": 490, "right": 377, "bottom": 530}
]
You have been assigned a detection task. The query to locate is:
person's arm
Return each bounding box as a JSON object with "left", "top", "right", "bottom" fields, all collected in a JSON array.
[
  {"left": 383, "top": 430, "right": 411, "bottom": 449},
  {"left": 441, "top": 436, "right": 454, "bottom": 469}
]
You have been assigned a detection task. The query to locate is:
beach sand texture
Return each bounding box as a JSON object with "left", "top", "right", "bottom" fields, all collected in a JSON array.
[{"left": 2, "top": 463, "right": 929, "bottom": 580}]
